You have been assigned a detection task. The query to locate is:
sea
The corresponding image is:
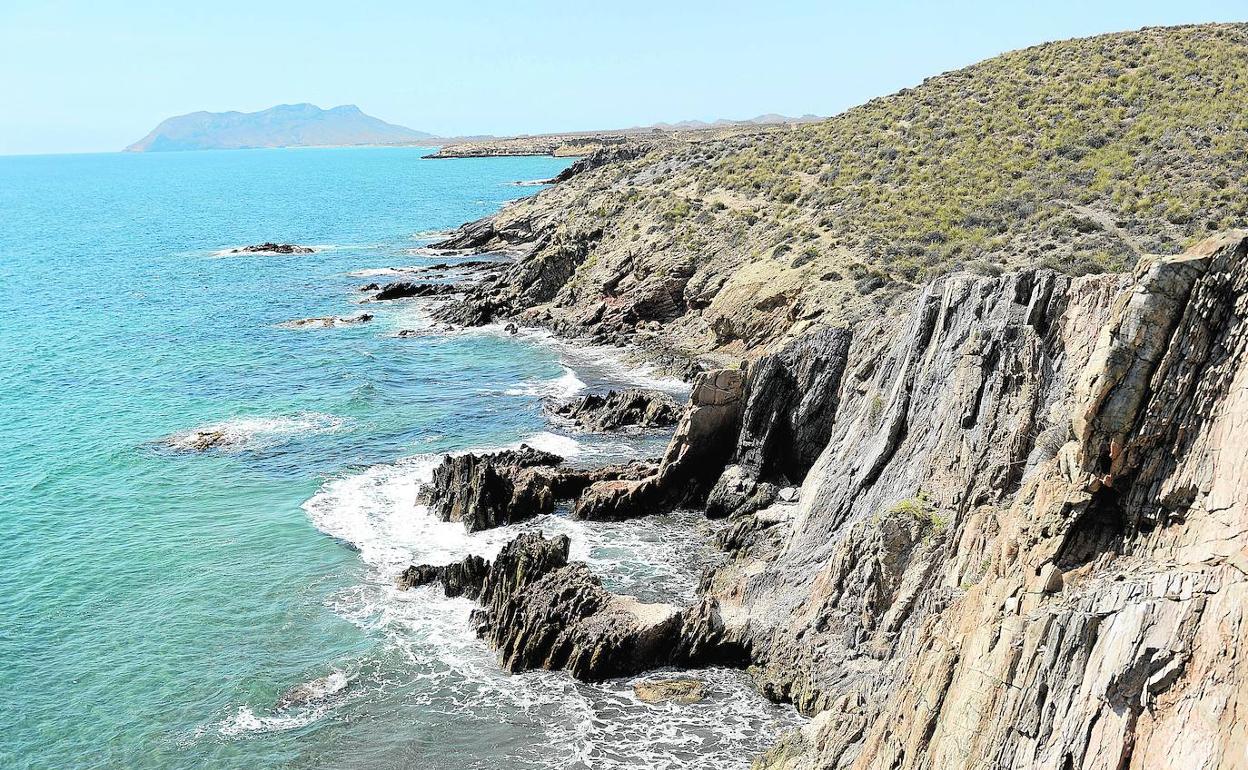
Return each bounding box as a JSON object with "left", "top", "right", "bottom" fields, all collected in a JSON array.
[{"left": 0, "top": 146, "right": 800, "bottom": 769}]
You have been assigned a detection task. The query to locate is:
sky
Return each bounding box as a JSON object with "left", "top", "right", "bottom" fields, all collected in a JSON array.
[{"left": 1, "top": 0, "right": 1244, "bottom": 155}]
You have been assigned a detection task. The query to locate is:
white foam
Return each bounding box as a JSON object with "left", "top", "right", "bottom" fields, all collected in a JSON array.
[
  {"left": 159, "top": 412, "right": 345, "bottom": 453},
  {"left": 474, "top": 323, "right": 689, "bottom": 395},
  {"left": 504, "top": 365, "right": 587, "bottom": 399}
]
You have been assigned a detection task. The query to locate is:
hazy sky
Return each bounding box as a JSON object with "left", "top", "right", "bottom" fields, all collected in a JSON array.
[{"left": 1, "top": 0, "right": 1244, "bottom": 155}]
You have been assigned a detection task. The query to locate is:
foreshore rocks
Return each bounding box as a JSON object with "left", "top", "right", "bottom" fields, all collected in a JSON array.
[
  {"left": 370, "top": 281, "right": 459, "bottom": 301},
  {"left": 401, "top": 531, "right": 740, "bottom": 682},
  {"left": 230, "top": 242, "right": 313, "bottom": 254},
  {"left": 397, "top": 554, "right": 489, "bottom": 598},
  {"left": 422, "top": 445, "right": 659, "bottom": 531},
  {"left": 546, "top": 388, "right": 681, "bottom": 431},
  {"left": 424, "top": 446, "right": 564, "bottom": 532}
]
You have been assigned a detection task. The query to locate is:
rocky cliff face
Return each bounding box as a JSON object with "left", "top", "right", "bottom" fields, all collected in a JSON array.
[
  {"left": 415, "top": 230, "right": 1248, "bottom": 768},
  {"left": 723, "top": 232, "right": 1248, "bottom": 769}
]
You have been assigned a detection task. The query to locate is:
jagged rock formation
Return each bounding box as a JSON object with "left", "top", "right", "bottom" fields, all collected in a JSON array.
[
  {"left": 422, "top": 446, "right": 658, "bottom": 531},
  {"left": 396, "top": 555, "right": 489, "bottom": 598},
  {"left": 706, "top": 328, "right": 851, "bottom": 518},
  {"left": 424, "top": 446, "right": 564, "bottom": 531},
  {"left": 546, "top": 388, "right": 681, "bottom": 431}
]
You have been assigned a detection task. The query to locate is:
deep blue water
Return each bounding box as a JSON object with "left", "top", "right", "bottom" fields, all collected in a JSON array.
[{"left": 0, "top": 146, "right": 799, "bottom": 769}]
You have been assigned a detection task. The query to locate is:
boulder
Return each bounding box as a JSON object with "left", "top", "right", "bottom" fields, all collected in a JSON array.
[{"left": 396, "top": 554, "right": 490, "bottom": 599}]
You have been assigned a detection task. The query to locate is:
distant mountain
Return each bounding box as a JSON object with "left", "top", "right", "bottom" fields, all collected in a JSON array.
[{"left": 124, "top": 104, "right": 433, "bottom": 152}]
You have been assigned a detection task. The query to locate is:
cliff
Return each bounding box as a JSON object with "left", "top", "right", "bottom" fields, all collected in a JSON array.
[{"left": 412, "top": 23, "right": 1248, "bottom": 769}]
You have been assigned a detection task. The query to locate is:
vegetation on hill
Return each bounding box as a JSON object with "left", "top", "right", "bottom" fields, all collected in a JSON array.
[{"left": 449, "top": 24, "right": 1248, "bottom": 354}]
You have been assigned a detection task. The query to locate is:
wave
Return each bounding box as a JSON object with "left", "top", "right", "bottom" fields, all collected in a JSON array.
[
  {"left": 156, "top": 412, "right": 345, "bottom": 453},
  {"left": 503, "top": 365, "right": 587, "bottom": 399}
]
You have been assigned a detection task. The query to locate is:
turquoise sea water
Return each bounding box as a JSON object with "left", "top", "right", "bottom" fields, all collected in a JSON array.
[{"left": 0, "top": 147, "right": 799, "bottom": 769}]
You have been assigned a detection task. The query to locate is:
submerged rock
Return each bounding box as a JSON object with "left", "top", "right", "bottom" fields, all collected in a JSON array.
[
  {"left": 230, "top": 242, "right": 314, "bottom": 254},
  {"left": 279, "top": 313, "right": 373, "bottom": 329},
  {"left": 547, "top": 388, "right": 681, "bottom": 432},
  {"left": 159, "top": 429, "right": 229, "bottom": 452},
  {"left": 633, "top": 677, "right": 706, "bottom": 704}
]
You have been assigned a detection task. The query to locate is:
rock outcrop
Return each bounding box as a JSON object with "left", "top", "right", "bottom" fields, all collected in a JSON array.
[
  {"left": 706, "top": 233, "right": 1248, "bottom": 770},
  {"left": 423, "top": 446, "right": 564, "bottom": 532},
  {"left": 573, "top": 368, "right": 746, "bottom": 520},
  {"left": 546, "top": 388, "right": 681, "bottom": 432},
  {"left": 371, "top": 281, "right": 459, "bottom": 301},
  {"left": 397, "top": 554, "right": 489, "bottom": 598},
  {"left": 422, "top": 445, "right": 659, "bottom": 531}
]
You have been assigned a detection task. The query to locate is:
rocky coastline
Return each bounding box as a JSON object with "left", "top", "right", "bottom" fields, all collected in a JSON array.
[{"left": 386, "top": 24, "right": 1248, "bottom": 770}]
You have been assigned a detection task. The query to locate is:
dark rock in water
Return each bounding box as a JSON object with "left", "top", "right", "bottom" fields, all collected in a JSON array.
[
  {"left": 504, "top": 322, "right": 519, "bottom": 335},
  {"left": 372, "top": 281, "right": 458, "bottom": 301},
  {"left": 397, "top": 554, "right": 490, "bottom": 599},
  {"left": 359, "top": 282, "right": 380, "bottom": 291},
  {"left": 231, "top": 242, "right": 314, "bottom": 254},
  {"left": 573, "top": 369, "right": 745, "bottom": 520},
  {"left": 465, "top": 532, "right": 743, "bottom": 682},
  {"left": 474, "top": 531, "right": 571, "bottom": 619},
  {"left": 633, "top": 677, "right": 706, "bottom": 704},
  {"left": 424, "top": 445, "right": 564, "bottom": 532},
  {"left": 548, "top": 388, "right": 681, "bottom": 432},
  {"left": 422, "top": 444, "right": 657, "bottom": 531},
  {"left": 279, "top": 313, "right": 374, "bottom": 329},
  {"left": 476, "top": 559, "right": 684, "bottom": 682}
]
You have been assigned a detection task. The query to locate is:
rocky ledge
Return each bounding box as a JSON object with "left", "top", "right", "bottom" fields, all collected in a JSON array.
[
  {"left": 545, "top": 388, "right": 681, "bottom": 431},
  {"left": 400, "top": 530, "right": 744, "bottom": 681}
]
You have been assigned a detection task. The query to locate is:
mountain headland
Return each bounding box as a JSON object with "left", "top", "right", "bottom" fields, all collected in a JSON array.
[
  {"left": 124, "top": 103, "right": 432, "bottom": 152},
  {"left": 399, "top": 23, "right": 1248, "bottom": 769}
]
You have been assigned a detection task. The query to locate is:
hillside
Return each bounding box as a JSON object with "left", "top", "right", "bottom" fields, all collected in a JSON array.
[
  {"left": 435, "top": 23, "right": 1248, "bottom": 361},
  {"left": 124, "top": 103, "right": 432, "bottom": 152}
]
